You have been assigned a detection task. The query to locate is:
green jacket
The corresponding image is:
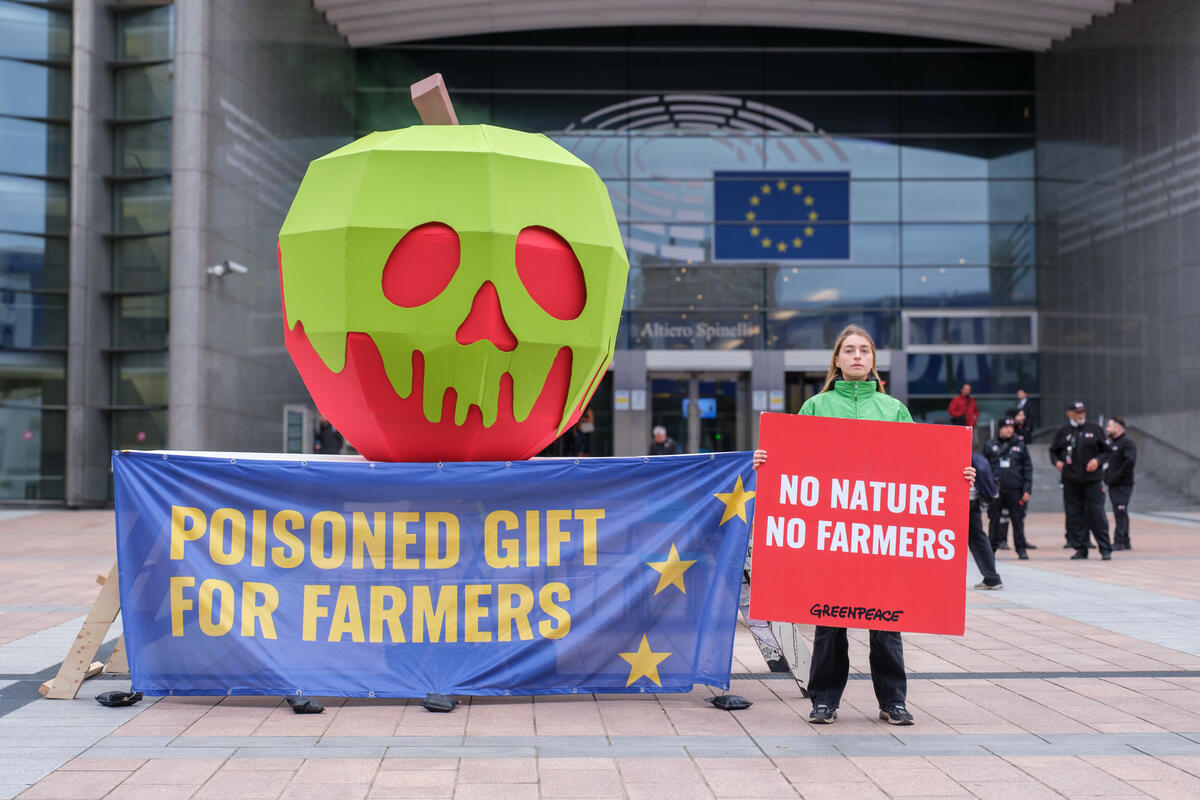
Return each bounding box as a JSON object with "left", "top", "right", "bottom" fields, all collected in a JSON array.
[{"left": 798, "top": 379, "right": 912, "bottom": 422}]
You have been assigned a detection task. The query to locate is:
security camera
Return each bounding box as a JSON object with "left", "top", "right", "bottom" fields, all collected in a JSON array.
[{"left": 206, "top": 260, "right": 250, "bottom": 277}]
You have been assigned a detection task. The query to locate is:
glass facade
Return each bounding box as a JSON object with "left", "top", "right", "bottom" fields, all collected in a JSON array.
[
  {"left": 355, "top": 28, "right": 1038, "bottom": 413},
  {"left": 0, "top": 0, "right": 71, "bottom": 499},
  {"left": 110, "top": 4, "right": 173, "bottom": 453}
]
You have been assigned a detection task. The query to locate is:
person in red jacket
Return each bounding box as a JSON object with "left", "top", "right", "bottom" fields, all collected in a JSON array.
[{"left": 948, "top": 383, "right": 979, "bottom": 430}]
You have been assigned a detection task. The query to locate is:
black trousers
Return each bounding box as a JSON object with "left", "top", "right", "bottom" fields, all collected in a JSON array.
[
  {"left": 1109, "top": 483, "right": 1133, "bottom": 547},
  {"left": 987, "top": 488, "right": 1028, "bottom": 551},
  {"left": 808, "top": 626, "right": 906, "bottom": 709},
  {"left": 970, "top": 498, "right": 1001, "bottom": 585},
  {"left": 1063, "top": 479, "right": 1111, "bottom": 554}
]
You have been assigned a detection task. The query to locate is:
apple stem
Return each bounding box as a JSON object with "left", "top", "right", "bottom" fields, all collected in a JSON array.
[{"left": 410, "top": 73, "right": 460, "bottom": 125}]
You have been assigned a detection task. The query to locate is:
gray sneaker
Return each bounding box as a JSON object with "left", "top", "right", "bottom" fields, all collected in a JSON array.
[
  {"left": 880, "top": 704, "right": 914, "bottom": 725},
  {"left": 808, "top": 704, "right": 837, "bottom": 724},
  {"left": 974, "top": 581, "right": 1003, "bottom": 590}
]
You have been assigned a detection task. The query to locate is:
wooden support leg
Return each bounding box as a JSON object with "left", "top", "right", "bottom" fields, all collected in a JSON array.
[
  {"left": 39, "top": 560, "right": 122, "bottom": 699},
  {"left": 106, "top": 635, "right": 129, "bottom": 674}
]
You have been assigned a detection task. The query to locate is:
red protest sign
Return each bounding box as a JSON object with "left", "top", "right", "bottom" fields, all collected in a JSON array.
[{"left": 749, "top": 413, "right": 971, "bottom": 635}]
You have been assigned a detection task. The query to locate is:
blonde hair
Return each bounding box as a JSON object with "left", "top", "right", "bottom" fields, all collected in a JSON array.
[{"left": 821, "top": 324, "right": 886, "bottom": 394}]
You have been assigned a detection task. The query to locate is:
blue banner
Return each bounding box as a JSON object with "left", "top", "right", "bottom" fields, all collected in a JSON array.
[
  {"left": 113, "top": 451, "right": 755, "bottom": 698},
  {"left": 713, "top": 170, "right": 851, "bottom": 260}
]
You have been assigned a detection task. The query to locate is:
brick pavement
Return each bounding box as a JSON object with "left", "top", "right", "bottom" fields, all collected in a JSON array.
[{"left": 2, "top": 508, "right": 1200, "bottom": 799}]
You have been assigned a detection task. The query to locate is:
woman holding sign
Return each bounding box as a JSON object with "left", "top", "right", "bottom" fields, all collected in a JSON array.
[{"left": 753, "top": 324, "right": 975, "bottom": 727}]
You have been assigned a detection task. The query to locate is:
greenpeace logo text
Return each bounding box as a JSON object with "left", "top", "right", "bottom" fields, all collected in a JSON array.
[{"left": 808, "top": 603, "right": 904, "bottom": 622}]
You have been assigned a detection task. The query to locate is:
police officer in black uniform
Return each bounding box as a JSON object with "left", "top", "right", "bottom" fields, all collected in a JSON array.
[
  {"left": 1104, "top": 415, "right": 1136, "bottom": 550},
  {"left": 985, "top": 418, "right": 1034, "bottom": 559},
  {"left": 1049, "top": 401, "right": 1112, "bottom": 560}
]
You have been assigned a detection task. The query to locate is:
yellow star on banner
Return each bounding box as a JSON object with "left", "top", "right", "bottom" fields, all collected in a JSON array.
[
  {"left": 792, "top": 237, "right": 803, "bottom": 248},
  {"left": 809, "top": 211, "right": 819, "bottom": 221},
  {"left": 761, "top": 184, "right": 772, "bottom": 194},
  {"left": 760, "top": 237, "right": 772, "bottom": 248},
  {"left": 745, "top": 211, "right": 756, "bottom": 221},
  {"left": 749, "top": 226, "right": 760, "bottom": 236},
  {"left": 792, "top": 184, "right": 803, "bottom": 194},
  {"left": 646, "top": 544, "right": 698, "bottom": 595},
  {"left": 777, "top": 179, "right": 787, "bottom": 190},
  {"left": 804, "top": 195, "right": 815, "bottom": 206},
  {"left": 619, "top": 634, "right": 671, "bottom": 687},
  {"left": 804, "top": 226, "right": 815, "bottom": 237},
  {"left": 777, "top": 241, "right": 787, "bottom": 252},
  {"left": 749, "top": 195, "right": 760, "bottom": 206},
  {"left": 713, "top": 475, "right": 755, "bottom": 525}
]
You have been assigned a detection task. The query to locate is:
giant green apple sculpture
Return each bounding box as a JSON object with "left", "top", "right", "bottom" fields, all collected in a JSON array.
[{"left": 278, "top": 125, "right": 628, "bottom": 462}]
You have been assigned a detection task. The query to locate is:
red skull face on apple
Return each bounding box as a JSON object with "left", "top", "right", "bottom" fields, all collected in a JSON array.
[{"left": 279, "top": 125, "right": 628, "bottom": 462}]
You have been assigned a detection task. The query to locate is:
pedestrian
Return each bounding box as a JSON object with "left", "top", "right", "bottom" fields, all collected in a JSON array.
[
  {"left": 1049, "top": 401, "right": 1112, "bottom": 560},
  {"left": 1015, "top": 388, "right": 1033, "bottom": 429},
  {"left": 969, "top": 451, "right": 1003, "bottom": 589},
  {"left": 985, "top": 418, "right": 1034, "bottom": 559},
  {"left": 649, "top": 425, "right": 679, "bottom": 455},
  {"left": 1005, "top": 407, "right": 1032, "bottom": 443},
  {"left": 948, "top": 383, "right": 979, "bottom": 431},
  {"left": 314, "top": 417, "right": 344, "bottom": 455},
  {"left": 752, "top": 324, "right": 976, "bottom": 727},
  {"left": 575, "top": 407, "right": 595, "bottom": 457},
  {"left": 1104, "top": 415, "right": 1136, "bottom": 550}
]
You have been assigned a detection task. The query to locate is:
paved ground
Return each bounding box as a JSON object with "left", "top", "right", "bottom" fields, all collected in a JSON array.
[{"left": 3, "top": 507, "right": 1200, "bottom": 799}]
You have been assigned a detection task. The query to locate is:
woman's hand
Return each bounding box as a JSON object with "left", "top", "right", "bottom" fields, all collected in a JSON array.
[
  {"left": 963, "top": 465, "right": 976, "bottom": 486},
  {"left": 752, "top": 449, "right": 768, "bottom": 470}
]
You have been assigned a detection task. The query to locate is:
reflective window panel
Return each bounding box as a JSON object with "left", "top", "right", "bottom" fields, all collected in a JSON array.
[
  {"left": 907, "top": 352, "right": 1038, "bottom": 396},
  {"left": 0, "top": 117, "right": 70, "bottom": 177},
  {"left": 115, "top": 62, "right": 173, "bottom": 119},
  {"left": 625, "top": 266, "right": 765, "bottom": 310},
  {"left": 0, "top": 290, "right": 67, "bottom": 348},
  {"left": 0, "top": 1, "right": 72, "bottom": 62},
  {"left": 116, "top": 5, "right": 174, "bottom": 61},
  {"left": 114, "top": 121, "right": 172, "bottom": 175},
  {"left": 114, "top": 178, "right": 171, "bottom": 235},
  {"left": 0, "top": 349, "right": 65, "bottom": 405},
  {"left": 765, "top": 309, "right": 900, "bottom": 350},
  {"left": 112, "top": 408, "right": 166, "bottom": 451},
  {"left": 901, "top": 266, "right": 1036, "bottom": 308},
  {"left": 0, "top": 233, "right": 68, "bottom": 291},
  {"left": 0, "top": 58, "right": 71, "bottom": 118},
  {"left": 112, "top": 351, "right": 167, "bottom": 406},
  {"left": 908, "top": 315, "right": 1034, "bottom": 346},
  {"left": 112, "top": 293, "right": 168, "bottom": 350},
  {"left": 112, "top": 235, "right": 170, "bottom": 292},
  {"left": 0, "top": 406, "right": 64, "bottom": 500},
  {"left": 0, "top": 175, "right": 68, "bottom": 236}
]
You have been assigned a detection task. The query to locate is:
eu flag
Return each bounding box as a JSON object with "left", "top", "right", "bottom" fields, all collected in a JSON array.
[{"left": 714, "top": 171, "right": 850, "bottom": 261}]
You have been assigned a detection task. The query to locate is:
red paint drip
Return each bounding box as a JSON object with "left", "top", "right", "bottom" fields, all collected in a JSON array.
[{"left": 284, "top": 320, "right": 573, "bottom": 462}]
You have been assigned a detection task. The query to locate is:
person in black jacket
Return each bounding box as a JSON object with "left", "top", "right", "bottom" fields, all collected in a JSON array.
[
  {"left": 985, "top": 418, "right": 1034, "bottom": 559},
  {"left": 1104, "top": 416, "right": 1136, "bottom": 551},
  {"left": 1049, "top": 401, "right": 1112, "bottom": 560},
  {"left": 969, "top": 452, "right": 1003, "bottom": 589}
]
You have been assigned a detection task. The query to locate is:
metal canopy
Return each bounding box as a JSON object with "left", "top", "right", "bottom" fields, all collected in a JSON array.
[{"left": 313, "top": 0, "right": 1126, "bottom": 50}]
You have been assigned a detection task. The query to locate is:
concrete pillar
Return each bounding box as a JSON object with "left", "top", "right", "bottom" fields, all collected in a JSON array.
[
  {"left": 611, "top": 350, "right": 648, "bottom": 456},
  {"left": 65, "top": 2, "right": 114, "bottom": 506},
  {"left": 167, "top": 0, "right": 211, "bottom": 450},
  {"left": 686, "top": 374, "right": 700, "bottom": 453},
  {"left": 749, "top": 350, "right": 785, "bottom": 446}
]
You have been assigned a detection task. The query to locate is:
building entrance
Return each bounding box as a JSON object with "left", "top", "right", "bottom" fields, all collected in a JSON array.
[{"left": 648, "top": 373, "right": 746, "bottom": 454}]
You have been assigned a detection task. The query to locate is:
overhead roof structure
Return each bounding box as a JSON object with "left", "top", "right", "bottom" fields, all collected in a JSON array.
[{"left": 313, "top": 0, "right": 1127, "bottom": 51}]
